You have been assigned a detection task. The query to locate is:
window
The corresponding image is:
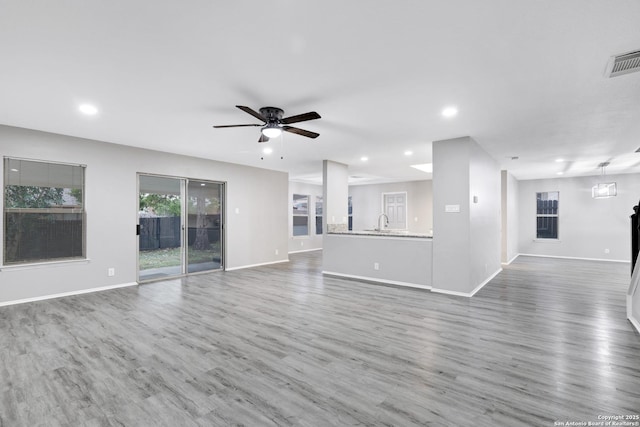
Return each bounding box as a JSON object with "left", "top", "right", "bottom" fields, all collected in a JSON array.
[
  {"left": 536, "top": 191, "right": 559, "bottom": 239},
  {"left": 315, "top": 196, "right": 323, "bottom": 235},
  {"left": 4, "top": 158, "right": 86, "bottom": 265},
  {"left": 292, "top": 194, "right": 309, "bottom": 236},
  {"left": 348, "top": 195, "right": 353, "bottom": 231}
]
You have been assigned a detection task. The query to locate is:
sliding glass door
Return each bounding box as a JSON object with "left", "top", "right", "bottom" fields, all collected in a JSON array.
[
  {"left": 187, "top": 180, "right": 223, "bottom": 273},
  {"left": 138, "top": 175, "right": 184, "bottom": 281},
  {"left": 138, "top": 174, "right": 224, "bottom": 282}
]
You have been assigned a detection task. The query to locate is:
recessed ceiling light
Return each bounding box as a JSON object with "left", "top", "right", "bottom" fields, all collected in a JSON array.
[
  {"left": 78, "top": 103, "right": 98, "bottom": 115},
  {"left": 411, "top": 163, "right": 433, "bottom": 173},
  {"left": 360, "top": 156, "right": 368, "bottom": 162},
  {"left": 442, "top": 106, "right": 458, "bottom": 118},
  {"left": 404, "top": 150, "right": 413, "bottom": 156},
  {"left": 262, "top": 147, "right": 273, "bottom": 155},
  {"left": 10, "top": 168, "right": 19, "bottom": 172},
  {"left": 200, "top": 183, "right": 206, "bottom": 186},
  {"left": 557, "top": 172, "right": 564, "bottom": 175},
  {"left": 555, "top": 158, "right": 565, "bottom": 163}
]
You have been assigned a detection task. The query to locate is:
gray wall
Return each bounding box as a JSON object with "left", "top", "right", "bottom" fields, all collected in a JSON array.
[
  {"left": 349, "top": 180, "right": 433, "bottom": 233},
  {"left": 288, "top": 181, "right": 323, "bottom": 253},
  {"left": 323, "top": 234, "right": 432, "bottom": 288},
  {"left": 0, "top": 125, "right": 288, "bottom": 304},
  {"left": 432, "top": 136, "right": 501, "bottom": 295},
  {"left": 468, "top": 140, "right": 502, "bottom": 292},
  {"left": 501, "top": 170, "right": 519, "bottom": 264},
  {"left": 432, "top": 137, "right": 471, "bottom": 294},
  {"left": 517, "top": 173, "right": 640, "bottom": 261}
]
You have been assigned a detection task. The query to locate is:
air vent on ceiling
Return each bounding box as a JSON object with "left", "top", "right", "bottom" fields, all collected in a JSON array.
[{"left": 606, "top": 50, "right": 640, "bottom": 77}]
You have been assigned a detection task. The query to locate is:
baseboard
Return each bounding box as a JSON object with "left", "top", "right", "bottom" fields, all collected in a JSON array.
[
  {"left": 0, "top": 282, "right": 138, "bottom": 307},
  {"left": 628, "top": 315, "right": 640, "bottom": 335},
  {"left": 322, "top": 271, "right": 431, "bottom": 290},
  {"left": 225, "top": 259, "right": 289, "bottom": 271},
  {"left": 432, "top": 267, "right": 503, "bottom": 298},
  {"left": 430, "top": 288, "right": 473, "bottom": 297},
  {"left": 519, "top": 253, "right": 629, "bottom": 263},
  {"left": 501, "top": 253, "right": 520, "bottom": 266},
  {"left": 288, "top": 248, "right": 322, "bottom": 254}
]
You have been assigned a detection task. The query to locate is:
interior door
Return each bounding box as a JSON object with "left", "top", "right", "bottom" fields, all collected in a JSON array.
[
  {"left": 138, "top": 175, "right": 184, "bottom": 281},
  {"left": 187, "top": 180, "right": 223, "bottom": 273},
  {"left": 384, "top": 192, "right": 407, "bottom": 229}
]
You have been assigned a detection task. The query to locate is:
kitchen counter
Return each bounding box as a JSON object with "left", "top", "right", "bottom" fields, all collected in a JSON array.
[{"left": 328, "top": 230, "right": 432, "bottom": 238}]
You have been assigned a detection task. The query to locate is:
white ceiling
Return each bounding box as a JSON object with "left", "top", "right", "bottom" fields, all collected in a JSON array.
[{"left": 1, "top": 1, "right": 640, "bottom": 184}]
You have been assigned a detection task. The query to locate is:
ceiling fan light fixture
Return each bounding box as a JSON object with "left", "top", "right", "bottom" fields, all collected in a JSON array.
[{"left": 261, "top": 125, "right": 282, "bottom": 139}]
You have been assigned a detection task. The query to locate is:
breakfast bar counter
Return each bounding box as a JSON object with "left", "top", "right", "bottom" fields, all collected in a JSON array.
[{"left": 323, "top": 231, "right": 433, "bottom": 289}]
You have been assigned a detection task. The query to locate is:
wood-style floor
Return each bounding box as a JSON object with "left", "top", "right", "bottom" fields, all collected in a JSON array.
[{"left": 1, "top": 252, "right": 639, "bottom": 426}]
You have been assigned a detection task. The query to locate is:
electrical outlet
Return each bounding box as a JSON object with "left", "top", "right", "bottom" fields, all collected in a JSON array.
[
  {"left": 275, "top": 249, "right": 279, "bottom": 255},
  {"left": 374, "top": 262, "right": 379, "bottom": 270},
  {"left": 108, "top": 268, "right": 115, "bottom": 277},
  {"left": 300, "top": 241, "right": 304, "bottom": 247},
  {"left": 604, "top": 248, "right": 610, "bottom": 254}
]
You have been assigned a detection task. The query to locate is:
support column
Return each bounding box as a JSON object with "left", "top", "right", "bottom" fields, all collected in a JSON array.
[
  {"left": 322, "top": 160, "right": 349, "bottom": 233},
  {"left": 432, "top": 136, "right": 501, "bottom": 296}
]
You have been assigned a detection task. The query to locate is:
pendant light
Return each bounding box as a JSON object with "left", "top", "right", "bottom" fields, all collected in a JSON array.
[{"left": 592, "top": 162, "right": 617, "bottom": 199}]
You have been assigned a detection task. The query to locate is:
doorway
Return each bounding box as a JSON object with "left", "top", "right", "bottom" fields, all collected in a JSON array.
[
  {"left": 383, "top": 192, "right": 407, "bottom": 230},
  {"left": 137, "top": 174, "right": 224, "bottom": 282}
]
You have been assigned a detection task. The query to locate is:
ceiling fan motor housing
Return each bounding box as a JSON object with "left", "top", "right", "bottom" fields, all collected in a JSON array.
[{"left": 259, "top": 107, "right": 284, "bottom": 123}]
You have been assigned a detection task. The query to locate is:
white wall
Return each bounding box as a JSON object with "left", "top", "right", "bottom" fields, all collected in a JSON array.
[
  {"left": 0, "top": 125, "right": 289, "bottom": 304},
  {"left": 349, "top": 180, "right": 432, "bottom": 233},
  {"left": 629, "top": 262, "right": 640, "bottom": 334},
  {"left": 501, "top": 170, "right": 519, "bottom": 264},
  {"left": 517, "top": 173, "right": 640, "bottom": 261},
  {"left": 288, "top": 181, "right": 323, "bottom": 253}
]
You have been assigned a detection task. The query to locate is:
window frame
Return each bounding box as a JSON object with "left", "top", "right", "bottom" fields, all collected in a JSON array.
[
  {"left": 348, "top": 195, "right": 353, "bottom": 231},
  {"left": 315, "top": 195, "right": 323, "bottom": 235},
  {"left": 292, "top": 193, "right": 309, "bottom": 237},
  {"left": 535, "top": 191, "right": 559, "bottom": 240},
  {"left": 3, "top": 157, "right": 87, "bottom": 266}
]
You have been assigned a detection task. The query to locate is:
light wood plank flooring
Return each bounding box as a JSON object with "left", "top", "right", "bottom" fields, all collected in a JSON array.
[{"left": 1, "top": 252, "right": 639, "bottom": 426}]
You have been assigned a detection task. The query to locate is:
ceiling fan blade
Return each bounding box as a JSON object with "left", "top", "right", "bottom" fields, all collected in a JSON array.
[
  {"left": 281, "top": 111, "right": 321, "bottom": 125},
  {"left": 236, "top": 105, "right": 266, "bottom": 122},
  {"left": 283, "top": 126, "right": 320, "bottom": 139},
  {"left": 213, "top": 124, "right": 262, "bottom": 128},
  {"left": 258, "top": 133, "right": 269, "bottom": 143}
]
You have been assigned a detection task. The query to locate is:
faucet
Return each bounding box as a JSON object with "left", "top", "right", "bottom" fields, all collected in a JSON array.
[{"left": 377, "top": 213, "right": 389, "bottom": 231}]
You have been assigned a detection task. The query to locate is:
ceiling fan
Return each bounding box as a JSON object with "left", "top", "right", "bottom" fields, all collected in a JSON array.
[{"left": 213, "top": 105, "right": 321, "bottom": 142}]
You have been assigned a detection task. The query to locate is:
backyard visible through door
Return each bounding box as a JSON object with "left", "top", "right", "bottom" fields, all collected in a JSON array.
[{"left": 138, "top": 174, "right": 223, "bottom": 282}]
